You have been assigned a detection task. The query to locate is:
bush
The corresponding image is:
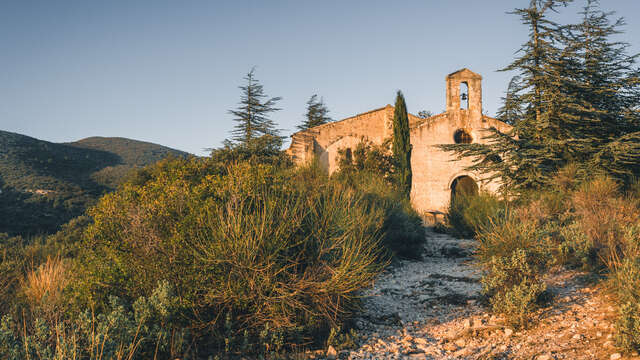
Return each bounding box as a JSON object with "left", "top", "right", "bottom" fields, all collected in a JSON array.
[
  {"left": 475, "top": 213, "right": 543, "bottom": 265},
  {"left": 474, "top": 211, "right": 549, "bottom": 328},
  {"left": 570, "top": 176, "right": 639, "bottom": 270},
  {"left": 0, "top": 281, "right": 189, "bottom": 360},
  {"left": 326, "top": 326, "right": 359, "bottom": 351},
  {"left": 332, "top": 170, "right": 425, "bottom": 259},
  {"left": 611, "top": 253, "right": 640, "bottom": 351},
  {"left": 334, "top": 140, "right": 425, "bottom": 258},
  {"left": 555, "top": 223, "right": 597, "bottom": 270},
  {"left": 72, "top": 157, "right": 402, "bottom": 354},
  {"left": 481, "top": 249, "right": 548, "bottom": 329},
  {"left": 446, "top": 192, "right": 504, "bottom": 238},
  {"left": 337, "top": 141, "right": 394, "bottom": 178},
  {"left": 616, "top": 301, "right": 640, "bottom": 352},
  {"left": 0, "top": 216, "right": 88, "bottom": 316}
]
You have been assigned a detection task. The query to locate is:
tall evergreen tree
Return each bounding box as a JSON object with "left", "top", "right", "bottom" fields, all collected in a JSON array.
[
  {"left": 441, "top": 0, "right": 640, "bottom": 191},
  {"left": 561, "top": 0, "right": 640, "bottom": 178},
  {"left": 393, "top": 91, "right": 412, "bottom": 197},
  {"left": 228, "top": 68, "right": 282, "bottom": 152},
  {"left": 441, "top": 0, "right": 573, "bottom": 193},
  {"left": 298, "top": 95, "right": 332, "bottom": 130}
]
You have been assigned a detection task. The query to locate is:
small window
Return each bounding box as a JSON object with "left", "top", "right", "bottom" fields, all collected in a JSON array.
[
  {"left": 345, "top": 148, "right": 352, "bottom": 163},
  {"left": 454, "top": 129, "right": 473, "bottom": 144}
]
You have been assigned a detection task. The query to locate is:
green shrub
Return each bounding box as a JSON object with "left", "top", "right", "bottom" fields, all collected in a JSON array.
[
  {"left": 326, "top": 326, "right": 359, "bottom": 351},
  {"left": 555, "top": 223, "right": 597, "bottom": 270},
  {"left": 475, "top": 213, "right": 542, "bottom": 265},
  {"left": 336, "top": 141, "right": 394, "bottom": 179},
  {"left": 0, "top": 281, "right": 189, "bottom": 360},
  {"left": 474, "top": 210, "right": 549, "bottom": 328},
  {"left": 72, "top": 158, "right": 399, "bottom": 354},
  {"left": 612, "top": 256, "right": 640, "bottom": 351},
  {"left": 446, "top": 192, "right": 504, "bottom": 238},
  {"left": 616, "top": 301, "right": 640, "bottom": 352},
  {"left": 333, "top": 140, "right": 425, "bottom": 258},
  {"left": 481, "top": 249, "right": 548, "bottom": 329}
]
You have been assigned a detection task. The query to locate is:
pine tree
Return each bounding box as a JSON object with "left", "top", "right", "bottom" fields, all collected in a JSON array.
[
  {"left": 497, "top": 76, "right": 525, "bottom": 126},
  {"left": 298, "top": 95, "right": 332, "bottom": 130},
  {"left": 228, "top": 68, "right": 282, "bottom": 152},
  {"left": 562, "top": 0, "right": 640, "bottom": 179},
  {"left": 440, "top": 0, "right": 572, "bottom": 193},
  {"left": 441, "top": 0, "right": 640, "bottom": 191},
  {"left": 417, "top": 110, "right": 433, "bottom": 119},
  {"left": 393, "top": 91, "right": 412, "bottom": 197}
]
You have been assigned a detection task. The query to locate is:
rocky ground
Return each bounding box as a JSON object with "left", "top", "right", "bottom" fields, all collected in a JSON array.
[{"left": 306, "top": 228, "right": 640, "bottom": 360}]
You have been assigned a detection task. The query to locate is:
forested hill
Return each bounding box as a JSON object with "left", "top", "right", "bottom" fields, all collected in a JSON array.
[
  {"left": 68, "top": 136, "right": 189, "bottom": 167},
  {"left": 0, "top": 130, "right": 190, "bottom": 236}
]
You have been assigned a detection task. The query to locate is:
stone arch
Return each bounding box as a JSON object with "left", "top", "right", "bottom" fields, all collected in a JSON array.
[
  {"left": 449, "top": 174, "right": 479, "bottom": 206},
  {"left": 322, "top": 135, "right": 364, "bottom": 173},
  {"left": 447, "top": 173, "right": 479, "bottom": 190}
]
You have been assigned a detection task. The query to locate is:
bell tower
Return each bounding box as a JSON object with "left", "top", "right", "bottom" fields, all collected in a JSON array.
[{"left": 445, "top": 68, "right": 483, "bottom": 122}]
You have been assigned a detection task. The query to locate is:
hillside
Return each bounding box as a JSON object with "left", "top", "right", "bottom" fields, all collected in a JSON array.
[
  {"left": 0, "top": 130, "right": 190, "bottom": 236},
  {"left": 68, "top": 136, "right": 190, "bottom": 188}
]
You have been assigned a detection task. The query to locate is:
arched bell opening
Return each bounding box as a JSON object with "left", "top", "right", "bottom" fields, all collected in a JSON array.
[{"left": 460, "top": 82, "right": 469, "bottom": 110}]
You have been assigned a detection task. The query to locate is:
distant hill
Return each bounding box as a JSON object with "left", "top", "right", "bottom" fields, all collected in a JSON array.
[
  {"left": 67, "top": 136, "right": 190, "bottom": 188},
  {"left": 0, "top": 130, "right": 190, "bottom": 236}
]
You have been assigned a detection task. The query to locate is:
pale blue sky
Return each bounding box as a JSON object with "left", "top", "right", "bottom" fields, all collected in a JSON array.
[{"left": 1, "top": 1, "right": 639, "bottom": 155}]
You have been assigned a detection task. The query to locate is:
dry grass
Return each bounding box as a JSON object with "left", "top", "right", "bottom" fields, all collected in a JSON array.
[
  {"left": 475, "top": 214, "right": 542, "bottom": 266},
  {"left": 571, "top": 176, "right": 640, "bottom": 270},
  {"left": 22, "top": 256, "right": 69, "bottom": 315}
]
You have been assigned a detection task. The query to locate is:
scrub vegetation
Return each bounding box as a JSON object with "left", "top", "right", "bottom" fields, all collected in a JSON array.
[{"left": 0, "top": 67, "right": 424, "bottom": 358}]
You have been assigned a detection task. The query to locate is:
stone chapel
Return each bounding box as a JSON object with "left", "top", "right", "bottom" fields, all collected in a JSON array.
[{"left": 285, "top": 68, "right": 511, "bottom": 214}]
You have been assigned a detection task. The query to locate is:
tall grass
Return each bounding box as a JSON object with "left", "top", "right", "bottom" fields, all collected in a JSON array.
[
  {"left": 23, "top": 257, "right": 69, "bottom": 311},
  {"left": 569, "top": 176, "right": 639, "bottom": 270}
]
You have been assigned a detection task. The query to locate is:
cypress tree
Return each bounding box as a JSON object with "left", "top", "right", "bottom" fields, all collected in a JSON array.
[
  {"left": 298, "top": 95, "right": 332, "bottom": 130},
  {"left": 393, "top": 91, "right": 412, "bottom": 197},
  {"left": 228, "top": 67, "right": 283, "bottom": 153}
]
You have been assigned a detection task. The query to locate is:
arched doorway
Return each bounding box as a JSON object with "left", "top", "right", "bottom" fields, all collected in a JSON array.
[{"left": 451, "top": 175, "right": 478, "bottom": 206}]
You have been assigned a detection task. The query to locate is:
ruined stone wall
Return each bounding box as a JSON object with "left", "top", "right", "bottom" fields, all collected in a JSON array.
[
  {"left": 312, "top": 106, "right": 392, "bottom": 172},
  {"left": 287, "top": 105, "right": 425, "bottom": 173}
]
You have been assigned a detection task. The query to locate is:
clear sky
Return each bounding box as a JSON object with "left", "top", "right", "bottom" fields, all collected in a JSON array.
[{"left": 1, "top": 1, "right": 639, "bottom": 155}]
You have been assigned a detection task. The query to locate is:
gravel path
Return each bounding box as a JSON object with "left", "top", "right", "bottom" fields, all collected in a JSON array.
[
  {"left": 346, "top": 228, "right": 483, "bottom": 359},
  {"left": 320, "top": 228, "right": 640, "bottom": 360}
]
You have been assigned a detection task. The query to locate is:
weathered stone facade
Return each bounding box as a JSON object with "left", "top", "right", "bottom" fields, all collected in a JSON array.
[{"left": 286, "top": 68, "right": 511, "bottom": 214}]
